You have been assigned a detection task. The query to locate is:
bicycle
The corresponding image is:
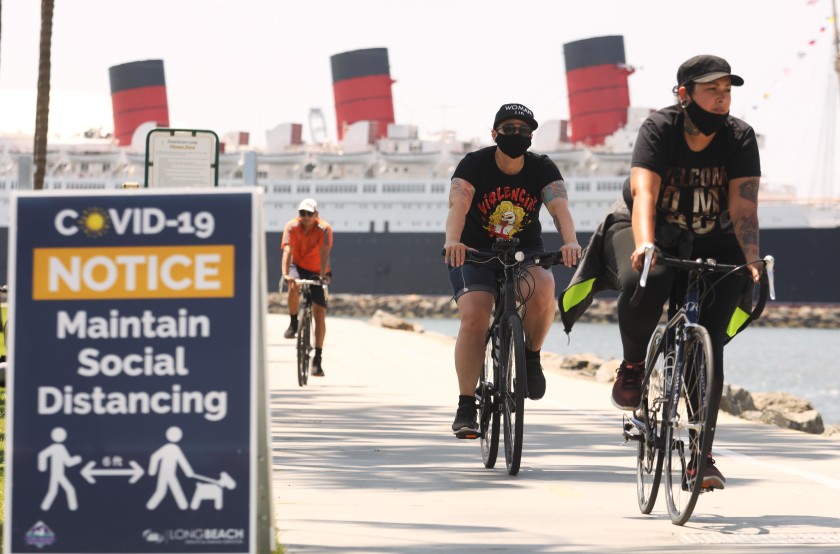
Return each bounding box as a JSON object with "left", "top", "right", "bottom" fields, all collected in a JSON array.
[
  {"left": 623, "top": 245, "right": 775, "bottom": 525},
  {"left": 458, "top": 238, "right": 563, "bottom": 476},
  {"left": 285, "top": 278, "right": 326, "bottom": 387}
]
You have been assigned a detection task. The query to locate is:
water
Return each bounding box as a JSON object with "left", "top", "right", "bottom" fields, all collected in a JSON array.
[{"left": 411, "top": 318, "right": 840, "bottom": 427}]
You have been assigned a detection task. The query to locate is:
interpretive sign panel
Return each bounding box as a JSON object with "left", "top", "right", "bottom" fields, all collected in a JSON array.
[
  {"left": 146, "top": 129, "right": 219, "bottom": 188},
  {"left": 4, "top": 188, "right": 263, "bottom": 553}
]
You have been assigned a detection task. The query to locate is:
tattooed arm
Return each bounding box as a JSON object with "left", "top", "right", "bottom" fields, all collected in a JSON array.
[
  {"left": 728, "top": 175, "right": 761, "bottom": 282},
  {"left": 541, "top": 179, "right": 581, "bottom": 267},
  {"left": 443, "top": 177, "right": 475, "bottom": 267},
  {"left": 629, "top": 166, "right": 662, "bottom": 272}
]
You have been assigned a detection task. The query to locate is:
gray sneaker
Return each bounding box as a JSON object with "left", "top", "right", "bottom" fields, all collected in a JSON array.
[{"left": 283, "top": 322, "right": 297, "bottom": 339}]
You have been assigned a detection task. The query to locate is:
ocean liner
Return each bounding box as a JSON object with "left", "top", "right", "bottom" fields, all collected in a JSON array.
[{"left": 0, "top": 36, "right": 838, "bottom": 301}]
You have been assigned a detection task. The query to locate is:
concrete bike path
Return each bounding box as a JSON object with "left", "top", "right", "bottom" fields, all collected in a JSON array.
[{"left": 267, "top": 315, "right": 840, "bottom": 553}]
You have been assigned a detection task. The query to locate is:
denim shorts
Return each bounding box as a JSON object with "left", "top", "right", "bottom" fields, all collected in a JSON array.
[{"left": 447, "top": 247, "right": 544, "bottom": 301}]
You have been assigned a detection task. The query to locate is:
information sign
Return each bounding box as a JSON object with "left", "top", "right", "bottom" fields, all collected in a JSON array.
[
  {"left": 4, "top": 188, "right": 268, "bottom": 553},
  {"left": 145, "top": 129, "right": 219, "bottom": 188}
]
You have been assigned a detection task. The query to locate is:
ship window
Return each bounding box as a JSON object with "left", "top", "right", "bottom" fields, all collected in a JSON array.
[{"left": 596, "top": 181, "right": 623, "bottom": 191}]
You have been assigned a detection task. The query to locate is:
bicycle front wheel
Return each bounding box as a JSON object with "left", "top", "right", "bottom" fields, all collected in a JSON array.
[
  {"left": 296, "top": 307, "right": 311, "bottom": 387},
  {"left": 501, "top": 316, "right": 526, "bottom": 476},
  {"left": 664, "top": 325, "right": 714, "bottom": 525},
  {"left": 637, "top": 326, "right": 667, "bottom": 514},
  {"left": 480, "top": 331, "right": 500, "bottom": 468}
]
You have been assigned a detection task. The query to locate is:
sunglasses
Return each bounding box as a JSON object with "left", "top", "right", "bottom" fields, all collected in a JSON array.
[
  {"left": 298, "top": 210, "right": 314, "bottom": 217},
  {"left": 497, "top": 123, "right": 533, "bottom": 137}
]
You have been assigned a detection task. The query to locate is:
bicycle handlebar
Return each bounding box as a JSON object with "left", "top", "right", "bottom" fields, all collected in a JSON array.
[
  {"left": 442, "top": 239, "right": 564, "bottom": 270},
  {"left": 293, "top": 278, "right": 325, "bottom": 286},
  {"left": 631, "top": 247, "right": 776, "bottom": 319}
]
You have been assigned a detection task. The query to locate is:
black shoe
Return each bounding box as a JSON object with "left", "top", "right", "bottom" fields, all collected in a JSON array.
[
  {"left": 526, "top": 359, "right": 546, "bottom": 400},
  {"left": 283, "top": 322, "right": 297, "bottom": 339},
  {"left": 611, "top": 361, "right": 644, "bottom": 410},
  {"left": 702, "top": 455, "right": 726, "bottom": 490},
  {"left": 451, "top": 404, "right": 478, "bottom": 439},
  {"left": 311, "top": 357, "right": 325, "bottom": 377}
]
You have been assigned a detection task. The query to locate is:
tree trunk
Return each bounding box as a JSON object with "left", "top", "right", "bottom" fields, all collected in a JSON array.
[{"left": 33, "top": 0, "right": 55, "bottom": 190}]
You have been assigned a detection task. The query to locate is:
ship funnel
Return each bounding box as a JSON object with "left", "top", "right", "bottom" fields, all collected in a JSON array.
[
  {"left": 330, "top": 48, "right": 395, "bottom": 141},
  {"left": 109, "top": 60, "right": 170, "bottom": 146},
  {"left": 563, "top": 36, "right": 632, "bottom": 146}
]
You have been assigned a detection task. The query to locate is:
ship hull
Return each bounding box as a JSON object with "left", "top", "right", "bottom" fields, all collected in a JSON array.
[{"left": 2, "top": 227, "right": 836, "bottom": 302}]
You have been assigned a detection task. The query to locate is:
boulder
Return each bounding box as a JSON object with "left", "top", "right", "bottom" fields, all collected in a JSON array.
[
  {"left": 759, "top": 409, "right": 825, "bottom": 435},
  {"left": 720, "top": 383, "right": 756, "bottom": 416},
  {"left": 558, "top": 353, "right": 605, "bottom": 377},
  {"left": 369, "top": 309, "right": 423, "bottom": 332},
  {"left": 751, "top": 391, "right": 814, "bottom": 413}
]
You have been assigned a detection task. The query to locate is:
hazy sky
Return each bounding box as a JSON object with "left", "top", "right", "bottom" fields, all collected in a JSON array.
[{"left": 0, "top": 0, "right": 837, "bottom": 195}]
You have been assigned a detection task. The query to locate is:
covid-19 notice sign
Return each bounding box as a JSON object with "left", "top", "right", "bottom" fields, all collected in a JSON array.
[{"left": 5, "top": 188, "right": 263, "bottom": 553}]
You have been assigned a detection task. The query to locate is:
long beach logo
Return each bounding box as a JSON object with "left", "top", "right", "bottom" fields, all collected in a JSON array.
[
  {"left": 143, "top": 529, "right": 166, "bottom": 544},
  {"left": 25, "top": 520, "right": 56, "bottom": 549}
]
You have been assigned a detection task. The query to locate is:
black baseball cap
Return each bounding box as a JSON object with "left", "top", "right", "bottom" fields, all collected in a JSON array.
[
  {"left": 493, "top": 103, "right": 538, "bottom": 130},
  {"left": 677, "top": 55, "right": 744, "bottom": 87}
]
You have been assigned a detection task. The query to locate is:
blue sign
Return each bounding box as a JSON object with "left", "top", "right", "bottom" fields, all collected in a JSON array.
[{"left": 6, "top": 189, "right": 262, "bottom": 553}]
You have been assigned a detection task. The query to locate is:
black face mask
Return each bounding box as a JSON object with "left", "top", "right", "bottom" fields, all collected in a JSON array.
[
  {"left": 495, "top": 133, "right": 531, "bottom": 158},
  {"left": 683, "top": 99, "right": 728, "bottom": 136}
]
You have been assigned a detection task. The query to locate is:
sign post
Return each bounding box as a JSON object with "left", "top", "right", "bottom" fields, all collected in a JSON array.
[{"left": 4, "top": 187, "right": 272, "bottom": 553}]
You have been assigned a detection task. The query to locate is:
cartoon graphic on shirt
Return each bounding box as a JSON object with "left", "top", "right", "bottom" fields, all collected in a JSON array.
[{"left": 485, "top": 201, "right": 527, "bottom": 238}]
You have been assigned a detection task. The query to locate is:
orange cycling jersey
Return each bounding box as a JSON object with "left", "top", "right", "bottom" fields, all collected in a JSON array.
[{"left": 282, "top": 217, "right": 332, "bottom": 273}]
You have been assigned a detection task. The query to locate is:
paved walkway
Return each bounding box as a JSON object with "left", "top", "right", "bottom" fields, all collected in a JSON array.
[{"left": 267, "top": 315, "right": 840, "bottom": 553}]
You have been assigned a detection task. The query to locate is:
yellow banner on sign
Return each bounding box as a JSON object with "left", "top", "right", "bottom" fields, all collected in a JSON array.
[{"left": 33, "top": 245, "right": 235, "bottom": 300}]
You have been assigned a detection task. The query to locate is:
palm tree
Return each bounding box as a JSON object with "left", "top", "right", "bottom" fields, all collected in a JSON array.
[{"left": 33, "top": 0, "right": 55, "bottom": 190}]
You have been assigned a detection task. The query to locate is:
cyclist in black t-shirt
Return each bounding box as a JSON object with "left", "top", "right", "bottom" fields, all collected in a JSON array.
[
  {"left": 559, "top": 55, "right": 762, "bottom": 488},
  {"left": 444, "top": 103, "right": 581, "bottom": 439}
]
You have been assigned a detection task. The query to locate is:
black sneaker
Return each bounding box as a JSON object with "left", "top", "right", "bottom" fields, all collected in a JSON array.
[
  {"left": 451, "top": 404, "right": 479, "bottom": 439},
  {"left": 611, "top": 361, "right": 644, "bottom": 410},
  {"left": 311, "top": 357, "right": 325, "bottom": 377},
  {"left": 526, "top": 359, "right": 546, "bottom": 400},
  {"left": 283, "top": 322, "right": 297, "bottom": 339},
  {"left": 702, "top": 455, "right": 726, "bottom": 490}
]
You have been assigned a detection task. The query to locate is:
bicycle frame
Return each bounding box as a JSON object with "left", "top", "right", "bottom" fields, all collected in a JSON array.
[
  {"left": 625, "top": 245, "right": 775, "bottom": 525},
  {"left": 291, "top": 278, "right": 323, "bottom": 387},
  {"left": 463, "top": 239, "right": 563, "bottom": 475}
]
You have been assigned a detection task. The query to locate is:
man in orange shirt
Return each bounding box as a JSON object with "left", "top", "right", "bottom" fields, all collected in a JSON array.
[{"left": 281, "top": 198, "right": 333, "bottom": 376}]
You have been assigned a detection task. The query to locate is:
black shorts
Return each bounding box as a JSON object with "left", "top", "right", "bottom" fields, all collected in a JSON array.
[{"left": 289, "top": 265, "right": 330, "bottom": 308}]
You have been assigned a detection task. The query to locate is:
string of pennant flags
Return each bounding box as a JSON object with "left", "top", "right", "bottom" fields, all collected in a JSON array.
[{"left": 751, "top": 7, "right": 837, "bottom": 111}]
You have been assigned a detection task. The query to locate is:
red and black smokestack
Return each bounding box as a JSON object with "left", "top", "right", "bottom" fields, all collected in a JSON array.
[
  {"left": 109, "top": 60, "right": 170, "bottom": 146},
  {"left": 563, "top": 36, "right": 632, "bottom": 146},
  {"left": 330, "top": 48, "right": 395, "bottom": 141}
]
